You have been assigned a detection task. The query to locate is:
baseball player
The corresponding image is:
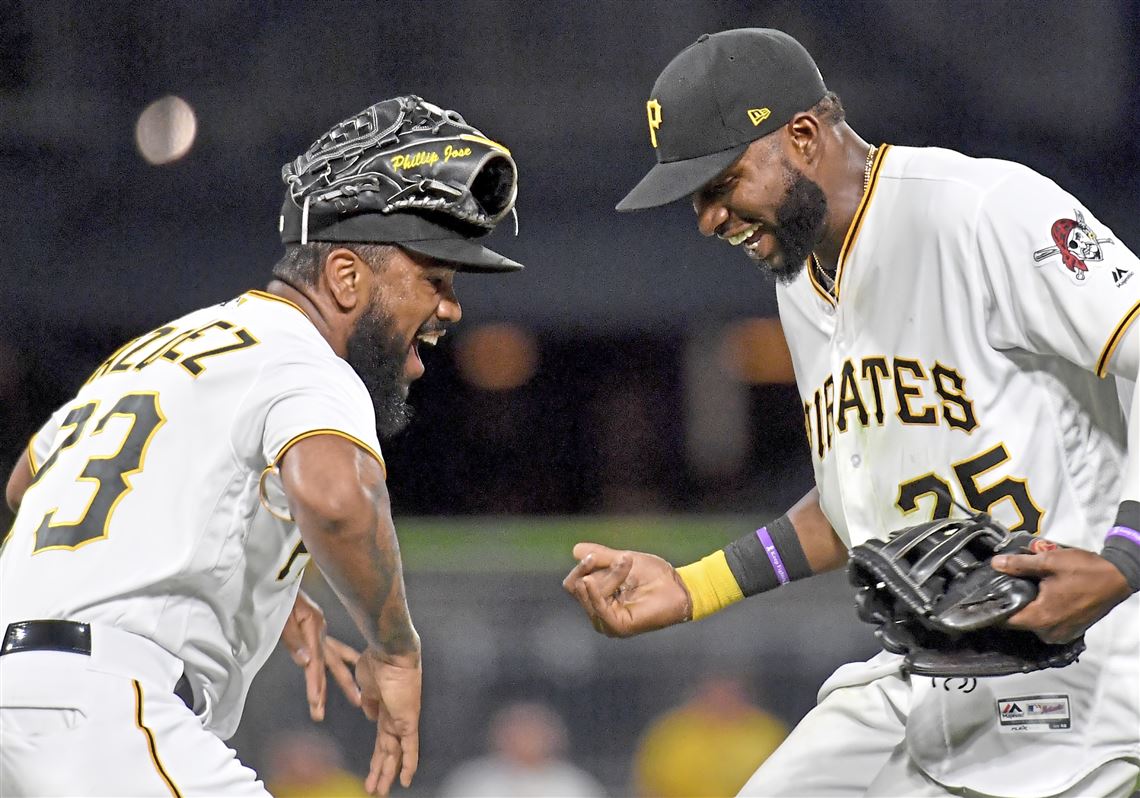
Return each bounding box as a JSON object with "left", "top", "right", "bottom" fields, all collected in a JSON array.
[
  {"left": 0, "top": 95, "right": 523, "bottom": 797},
  {"left": 564, "top": 29, "right": 1139, "bottom": 797}
]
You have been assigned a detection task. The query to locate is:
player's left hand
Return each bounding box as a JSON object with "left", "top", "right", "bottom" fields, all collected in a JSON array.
[
  {"left": 280, "top": 590, "right": 363, "bottom": 721},
  {"left": 356, "top": 647, "right": 422, "bottom": 797},
  {"left": 992, "top": 546, "right": 1132, "bottom": 643}
]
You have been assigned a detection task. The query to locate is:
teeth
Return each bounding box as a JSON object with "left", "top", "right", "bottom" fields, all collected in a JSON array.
[
  {"left": 416, "top": 330, "right": 445, "bottom": 347},
  {"left": 727, "top": 223, "right": 761, "bottom": 246}
]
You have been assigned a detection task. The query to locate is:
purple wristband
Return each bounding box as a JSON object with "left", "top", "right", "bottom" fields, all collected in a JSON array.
[
  {"left": 1106, "top": 526, "right": 1140, "bottom": 547},
  {"left": 755, "top": 527, "right": 790, "bottom": 585}
]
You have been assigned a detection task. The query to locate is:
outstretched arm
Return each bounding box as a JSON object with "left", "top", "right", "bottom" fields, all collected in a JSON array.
[
  {"left": 280, "top": 434, "right": 420, "bottom": 797},
  {"left": 562, "top": 487, "right": 847, "bottom": 638}
]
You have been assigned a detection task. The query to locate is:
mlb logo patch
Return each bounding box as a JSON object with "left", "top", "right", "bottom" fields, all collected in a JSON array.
[{"left": 997, "top": 694, "right": 1071, "bottom": 733}]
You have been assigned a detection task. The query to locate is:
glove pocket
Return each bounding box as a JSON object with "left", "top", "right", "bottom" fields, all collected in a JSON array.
[{"left": 934, "top": 564, "right": 1038, "bottom": 632}]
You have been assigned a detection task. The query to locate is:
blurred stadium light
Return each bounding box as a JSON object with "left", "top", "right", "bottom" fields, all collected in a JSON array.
[
  {"left": 135, "top": 95, "right": 197, "bottom": 165},
  {"left": 455, "top": 323, "right": 540, "bottom": 391},
  {"left": 718, "top": 317, "right": 795, "bottom": 385}
]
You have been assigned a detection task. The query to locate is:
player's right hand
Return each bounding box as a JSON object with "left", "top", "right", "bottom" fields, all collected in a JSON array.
[
  {"left": 355, "top": 647, "right": 422, "bottom": 797},
  {"left": 992, "top": 546, "right": 1133, "bottom": 643},
  {"left": 562, "top": 542, "right": 692, "bottom": 638},
  {"left": 281, "top": 590, "right": 363, "bottom": 722}
]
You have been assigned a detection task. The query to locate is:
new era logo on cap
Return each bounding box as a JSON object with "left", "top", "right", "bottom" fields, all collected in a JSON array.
[{"left": 747, "top": 108, "right": 771, "bottom": 126}]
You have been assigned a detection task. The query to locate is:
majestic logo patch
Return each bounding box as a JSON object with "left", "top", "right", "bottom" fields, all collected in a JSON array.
[
  {"left": 747, "top": 108, "right": 771, "bottom": 126},
  {"left": 997, "top": 694, "right": 1071, "bottom": 733},
  {"left": 646, "top": 100, "right": 662, "bottom": 148},
  {"left": 1033, "top": 209, "right": 1127, "bottom": 285}
]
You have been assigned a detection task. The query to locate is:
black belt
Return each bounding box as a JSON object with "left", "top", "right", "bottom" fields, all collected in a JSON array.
[{"left": 2, "top": 620, "right": 195, "bottom": 710}]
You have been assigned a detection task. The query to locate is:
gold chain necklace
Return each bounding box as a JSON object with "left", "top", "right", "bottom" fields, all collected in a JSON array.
[{"left": 863, "top": 143, "right": 878, "bottom": 193}]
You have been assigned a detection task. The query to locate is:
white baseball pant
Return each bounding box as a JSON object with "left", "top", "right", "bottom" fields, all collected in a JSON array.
[
  {"left": 737, "top": 666, "right": 1138, "bottom": 798},
  {"left": 0, "top": 622, "right": 270, "bottom": 797}
]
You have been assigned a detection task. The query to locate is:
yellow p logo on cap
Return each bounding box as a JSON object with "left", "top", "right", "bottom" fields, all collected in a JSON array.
[
  {"left": 646, "top": 99, "right": 662, "bottom": 148},
  {"left": 747, "top": 108, "right": 771, "bottom": 126}
]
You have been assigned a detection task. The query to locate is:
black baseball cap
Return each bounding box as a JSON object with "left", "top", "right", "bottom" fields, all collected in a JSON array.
[{"left": 617, "top": 28, "right": 827, "bottom": 211}]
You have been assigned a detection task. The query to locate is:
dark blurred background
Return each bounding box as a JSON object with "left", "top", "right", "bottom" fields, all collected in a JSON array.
[{"left": 3, "top": 0, "right": 1139, "bottom": 795}]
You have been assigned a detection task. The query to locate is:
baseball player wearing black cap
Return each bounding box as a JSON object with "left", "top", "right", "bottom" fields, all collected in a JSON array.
[
  {"left": 0, "top": 96, "right": 523, "bottom": 797},
  {"left": 566, "top": 29, "right": 1140, "bottom": 797}
]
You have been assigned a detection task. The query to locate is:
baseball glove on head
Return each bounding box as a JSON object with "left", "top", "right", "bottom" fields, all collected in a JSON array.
[
  {"left": 849, "top": 516, "right": 1085, "bottom": 678},
  {"left": 282, "top": 95, "right": 517, "bottom": 240}
]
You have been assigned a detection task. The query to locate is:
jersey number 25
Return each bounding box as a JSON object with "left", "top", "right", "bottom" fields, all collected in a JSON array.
[{"left": 896, "top": 443, "right": 1044, "bottom": 533}]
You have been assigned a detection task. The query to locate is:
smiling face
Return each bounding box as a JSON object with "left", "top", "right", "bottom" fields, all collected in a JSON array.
[
  {"left": 346, "top": 247, "right": 461, "bottom": 437},
  {"left": 691, "top": 135, "right": 828, "bottom": 284}
]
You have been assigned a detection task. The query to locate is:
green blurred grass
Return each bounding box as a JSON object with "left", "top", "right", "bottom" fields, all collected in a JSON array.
[{"left": 395, "top": 514, "right": 756, "bottom": 573}]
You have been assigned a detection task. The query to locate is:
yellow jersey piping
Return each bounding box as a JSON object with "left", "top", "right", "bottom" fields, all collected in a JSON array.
[
  {"left": 273, "top": 429, "right": 387, "bottom": 480},
  {"left": 1096, "top": 298, "right": 1140, "bottom": 378},
  {"left": 245, "top": 289, "right": 307, "bottom": 317},
  {"left": 257, "top": 465, "right": 294, "bottom": 522},
  {"left": 26, "top": 435, "right": 38, "bottom": 475},
  {"left": 132, "top": 680, "right": 183, "bottom": 798},
  {"left": 834, "top": 144, "right": 891, "bottom": 302}
]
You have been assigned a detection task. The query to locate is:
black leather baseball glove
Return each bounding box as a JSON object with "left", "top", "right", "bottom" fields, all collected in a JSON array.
[
  {"left": 848, "top": 516, "right": 1085, "bottom": 677},
  {"left": 282, "top": 95, "right": 517, "bottom": 233}
]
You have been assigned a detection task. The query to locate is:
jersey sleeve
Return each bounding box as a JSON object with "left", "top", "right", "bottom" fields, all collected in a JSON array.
[
  {"left": 26, "top": 403, "right": 72, "bottom": 476},
  {"left": 975, "top": 166, "right": 1140, "bottom": 566},
  {"left": 974, "top": 166, "right": 1140, "bottom": 381},
  {"left": 242, "top": 355, "right": 385, "bottom": 476}
]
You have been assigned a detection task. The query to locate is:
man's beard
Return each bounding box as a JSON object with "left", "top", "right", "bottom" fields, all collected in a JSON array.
[
  {"left": 346, "top": 299, "right": 414, "bottom": 439},
  {"left": 760, "top": 161, "right": 829, "bottom": 285}
]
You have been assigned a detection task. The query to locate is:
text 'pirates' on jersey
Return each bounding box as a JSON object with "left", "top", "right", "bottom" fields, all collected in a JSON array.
[{"left": 778, "top": 145, "right": 1139, "bottom": 552}]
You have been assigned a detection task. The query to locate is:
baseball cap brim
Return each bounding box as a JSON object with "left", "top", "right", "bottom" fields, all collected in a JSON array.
[
  {"left": 400, "top": 237, "right": 524, "bottom": 274},
  {"left": 279, "top": 199, "right": 524, "bottom": 273},
  {"left": 616, "top": 144, "right": 747, "bottom": 211}
]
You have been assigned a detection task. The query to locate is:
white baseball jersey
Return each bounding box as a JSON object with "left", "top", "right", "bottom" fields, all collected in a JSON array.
[
  {"left": 775, "top": 145, "right": 1140, "bottom": 795},
  {"left": 0, "top": 289, "right": 383, "bottom": 739}
]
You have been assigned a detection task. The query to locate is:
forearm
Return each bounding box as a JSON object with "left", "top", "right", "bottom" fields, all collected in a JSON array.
[
  {"left": 301, "top": 509, "right": 420, "bottom": 661},
  {"left": 785, "top": 487, "right": 850, "bottom": 572},
  {"left": 282, "top": 438, "right": 419, "bottom": 661},
  {"left": 677, "top": 487, "right": 847, "bottom": 620}
]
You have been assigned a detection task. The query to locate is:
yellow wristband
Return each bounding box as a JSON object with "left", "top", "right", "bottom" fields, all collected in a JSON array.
[{"left": 676, "top": 550, "right": 745, "bottom": 621}]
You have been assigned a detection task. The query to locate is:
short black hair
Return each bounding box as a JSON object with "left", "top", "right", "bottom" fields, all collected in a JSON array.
[
  {"left": 272, "top": 242, "right": 395, "bottom": 286},
  {"left": 809, "top": 91, "right": 845, "bottom": 126}
]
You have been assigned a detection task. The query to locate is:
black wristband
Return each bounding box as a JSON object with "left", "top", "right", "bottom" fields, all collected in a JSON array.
[
  {"left": 1113, "top": 499, "right": 1140, "bottom": 531},
  {"left": 723, "top": 515, "right": 813, "bottom": 597},
  {"left": 1101, "top": 500, "right": 1140, "bottom": 593}
]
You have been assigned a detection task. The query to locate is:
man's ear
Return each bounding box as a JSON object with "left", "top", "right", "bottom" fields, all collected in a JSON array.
[
  {"left": 785, "top": 112, "right": 822, "bottom": 166},
  {"left": 322, "top": 247, "right": 365, "bottom": 311}
]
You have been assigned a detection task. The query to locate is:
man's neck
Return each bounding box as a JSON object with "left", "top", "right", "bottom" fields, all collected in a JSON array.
[
  {"left": 813, "top": 126, "right": 874, "bottom": 275},
  {"left": 265, "top": 279, "right": 347, "bottom": 357}
]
